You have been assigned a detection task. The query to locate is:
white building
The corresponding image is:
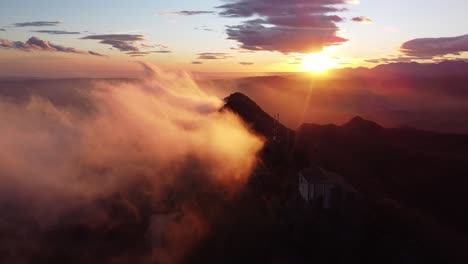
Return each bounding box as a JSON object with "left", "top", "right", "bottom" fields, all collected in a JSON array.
[{"left": 299, "top": 166, "right": 355, "bottom": 210}]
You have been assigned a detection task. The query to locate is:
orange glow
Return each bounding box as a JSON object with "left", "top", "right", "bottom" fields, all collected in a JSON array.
[{"left": 302, "top": 52, "right": 337, "bottom": 73}]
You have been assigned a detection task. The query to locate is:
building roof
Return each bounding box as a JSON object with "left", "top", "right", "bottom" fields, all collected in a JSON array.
[
  {"left": 300, "top": 166, "right": 327, "bottom": 182},
  {"left": 299, "top": 166, "right": 356, "bottom": 192}
]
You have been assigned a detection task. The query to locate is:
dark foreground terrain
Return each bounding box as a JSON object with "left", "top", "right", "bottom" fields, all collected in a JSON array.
[{"left": 204, "top": 92, "right": 468, "bottom": 264}]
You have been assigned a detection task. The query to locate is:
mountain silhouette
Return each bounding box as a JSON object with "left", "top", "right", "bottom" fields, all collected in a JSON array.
[
  {"left": 222, "top": 92, "right": 294, "bottom": 142},
  {"left": 223, "top": 93, "right": 468, "bottom": 259},
  {"left": 223, "top": 92, "right": 468, "bottom": 202},
  {"left": 295, "top": 116, "right": 468, "bottom": 237}
]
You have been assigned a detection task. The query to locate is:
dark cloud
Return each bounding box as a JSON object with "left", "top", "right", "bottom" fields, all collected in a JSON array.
[
  {"left": 0, "top": 36, "right": 103, "bottom": 56},
  {"left": 192, "top": 61, "right": 203, "bottom": 64},
  {"left": 217, "top": 0, "right": 349, "bottom": 53},
  {"left": 217, "top": 0, "right": 348, "bottom": 17},
  {"left": 239, "top": 62, "right": 254, "bottom": 65},
  {"left": 225, "top": 21, "right": 347, "bottom": 53},
  {"left": 401, "top": 34, "right": 468, "bottom": 58},
  {"left": 100, "top": 39, "right": 139, "bottom": 51},
  {"left": 88, "top": 50, "right": 106, "bottom": 57},
  {"left": 81, "top": 34, "right": 145, "bottom": 52},
  {"left": 82, "top": 34, "right": 144, "bottom": 42},
  {"left": 161, "top": 10, "right": 215, "bottom": 16},
  {"left": 32, "top": 30, "right": 81, "bottom": 35},
  {"left": 351, "top": 16, "right": 373, "bottom": 24},
  {"left": 197, "top": 53, "right": 233, "bottom": 60},
  {"left": 0, "top": 28, "right": 5, "bottom": 32},
  {"left": 370, "top": 34, "right": 468, "bottom": 63},
  {"left": 13, "top": 21, "right": 62, "bottom": 27}
]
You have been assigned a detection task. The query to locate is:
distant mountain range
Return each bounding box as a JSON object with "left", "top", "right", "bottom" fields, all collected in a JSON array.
[
  {"left": 204, "top": 60, "right": 468, "bottom": 134},
  {"left": 336, "top": 60, "right": 468, "bottom": 77}
]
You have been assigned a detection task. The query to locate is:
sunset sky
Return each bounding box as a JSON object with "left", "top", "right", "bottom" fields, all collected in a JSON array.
[{"left": 1, "top": 0, "right": 468, "bottom": 77}]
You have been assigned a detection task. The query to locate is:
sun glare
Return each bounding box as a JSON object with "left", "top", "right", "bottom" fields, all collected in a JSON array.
[{"left": 302, "top": 52, "right": 337, "bottom": 73}]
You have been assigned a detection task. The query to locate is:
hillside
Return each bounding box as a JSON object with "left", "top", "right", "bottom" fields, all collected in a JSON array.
[
  {"left": 295, "top": 116, "right": 468, "bottom": 235},
  {"left": 220, "top": 93, "right": 468, "bottom": 262}
]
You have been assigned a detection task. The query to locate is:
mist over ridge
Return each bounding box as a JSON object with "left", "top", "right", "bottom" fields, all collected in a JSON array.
[{"left": 0, "top": 63, "right": 264, "bottom": 263}]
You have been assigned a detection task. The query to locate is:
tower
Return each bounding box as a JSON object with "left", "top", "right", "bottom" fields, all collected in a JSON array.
[{"left": 272, "top": 113, "right": 280, "bottom": 143}]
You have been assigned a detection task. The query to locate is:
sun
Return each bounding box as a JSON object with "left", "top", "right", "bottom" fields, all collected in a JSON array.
[{"left": 302, "top": 52, "right": 337, "bottom": 73}]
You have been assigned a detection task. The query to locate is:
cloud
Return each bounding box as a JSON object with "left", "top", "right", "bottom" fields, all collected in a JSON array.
[
  {"left": 239, "top": 62, "right": 254, "bottom": 65},
  {"left": 197, "top": 53, "right": 233, "bottom": 60},
  {"left": 152, "top": 50, "right": 172, "bottom": 53},
  {"left": 82, "top": 34, "right": 144, "bottom": 42},
  {"left": 287, "top": 56, "right": 303, "bottom": 64},
  {"left": 0, "top": 28, "right": 5, "bottom": 32},
  {"left": 160, "top": 10, "right": 215, "bottom": 16},
  {"left": 100, "top": 39, "right": 140, "bottom": 51},
  {"left": 0, "top": 64, "right": 263, "bottom": 262},
  {"left": 230, "top": 47, "right": 255, "bottom": 53},
  {"left": 370, "top": 34, "right": 468, "bottom": 63},
  {"left": 365, "top": 55, "right": 453, "bottom": 65},
  {"left": 88, "top": 50, "right": 106, "bottom": 57},
  {"left": 217, "top": 1, "right": 348, "bottom": 17},
  {"left": 126, "top": 50, "right": 172, "bottom": 57},
  {"left": 217, "top": 0, "right": 350, "bottom": 53},
  {"left": 192, "top": 61, "right": 203, "bottom": 64},
  {"left": 13, "top": 21, "right": 62, "bottom": 27},
  {"left": 351, "top": 16, "right": 373, "bottom": 24},
  {"left": 401, "top": 34, "right": 468, "bottom": 58},
  {"left": 365, "top": 57, "right": 415, "bottom": 64},
  {"left": 81, "top": 34, "right": 154, "bottom": 54},
  {"left": 32, "top": 30, "right": 81, "bottom": 35},
  {"left": 126, "top": 51, "right": 151, "bottom": 57},
  {"left": 0, "top": 36, "right": 103, "bottom": 56},
  {"left": 140, "top": 43, "right": 169, "bottom": 49},
  {"left": 194, "top": 26, "right": 215, "bottom": 32}
]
